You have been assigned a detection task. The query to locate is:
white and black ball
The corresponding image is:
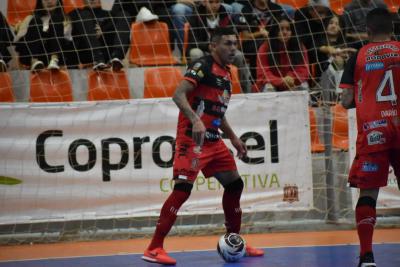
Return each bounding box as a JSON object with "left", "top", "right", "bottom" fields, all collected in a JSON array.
[{"left": 217, "top": 233, "right": 246, "bottom": 262}]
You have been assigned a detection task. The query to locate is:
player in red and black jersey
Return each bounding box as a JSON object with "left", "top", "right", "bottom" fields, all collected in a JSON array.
[
  {"left": 142, "top": 28, "right": 264, "bottom": 265},
  {"left": 339, "top": 8, "right": 400, "bottom": 267}
]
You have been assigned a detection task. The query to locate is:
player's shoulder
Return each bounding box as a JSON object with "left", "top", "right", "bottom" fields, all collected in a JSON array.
[{"left": 187, "top": 55, "right": 213, "bottom": 71}]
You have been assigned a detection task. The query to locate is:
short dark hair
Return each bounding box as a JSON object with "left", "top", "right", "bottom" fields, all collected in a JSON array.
[
  {"left": 366, "top": 8, "right": 393, "bottom": 35},
  {"left": 210, "top": 27, "right": 237, "bottom": 43}
]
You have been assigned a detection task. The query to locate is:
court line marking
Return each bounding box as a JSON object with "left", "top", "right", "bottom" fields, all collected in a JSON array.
[{"left": 1, "top": 242, "right": 399, "bottom": 263}]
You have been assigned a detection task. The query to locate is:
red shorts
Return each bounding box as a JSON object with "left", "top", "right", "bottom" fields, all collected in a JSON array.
[
  {"left": 173, "top": 139, "right": 237, "bottom": 182},
  {"left": 349, "top": 149, "right": 400, "bottom": 189}
]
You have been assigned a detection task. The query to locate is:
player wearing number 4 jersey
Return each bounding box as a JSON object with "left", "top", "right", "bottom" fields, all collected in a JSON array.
[
  {"left": 339, "top": 8, "right": 400, "bottom": 267},
  {"left": 141, "top": 27, "right": 263, "bottom": 265}
]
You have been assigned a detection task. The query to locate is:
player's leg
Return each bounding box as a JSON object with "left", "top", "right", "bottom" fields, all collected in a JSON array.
[
  {"left": 142, "top": 180, "right": 193, "bottom": 265},
  {"left": 206, "top": 140, "right": 263, "bottom": 257},
  {"left": 356, "top": 188, "right": 379, "bottom": 267},
  {"left": 214, "top": 171, "right": 264, "bottom": 257},
  {"left": 143, "top": 140, "right": 204, "bottom": 265},
  {"left": 350, "top": 151, "right": 390, "bottom": 267}
]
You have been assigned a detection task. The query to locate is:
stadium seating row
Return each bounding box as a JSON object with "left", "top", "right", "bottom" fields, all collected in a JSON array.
[
  {"left": 0, "top": 65, "right": 241, "bottom": 102},
  {"left": 7, "top": 0, "right": 399, "bottom": 26}
]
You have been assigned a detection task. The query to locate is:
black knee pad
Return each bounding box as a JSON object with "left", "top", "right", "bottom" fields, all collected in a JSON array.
[
  {"left": 223, "top": 178, "right": 244, "bottom": 192},
  {"left": 174, "top": 182, "right": 193, "bottom": 193},
  {"left": 356, "top": 196, "right": 376, "bottom": 208}
]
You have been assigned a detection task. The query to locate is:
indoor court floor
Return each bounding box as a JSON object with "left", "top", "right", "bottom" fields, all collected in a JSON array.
[{"left": 0, "top": 229, "right": 399, "bottom": 267}]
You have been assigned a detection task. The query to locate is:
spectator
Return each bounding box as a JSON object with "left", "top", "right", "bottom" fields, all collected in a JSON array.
[
  {"left": 238, "top": 0, "right": 285, "bottom": 81},
  {"left": 0, "top": 12, "right": 14, "bottom": 72},
  {"left": 112, "top": 1, "right": 198, "bottom": 53},
  {"left": 316, "top": 14, "right": 357, "bottom": 103},
  {"left": 70, "top": 0, "right": 131, "bottom": 71},
  {"left": 14, "top": 0, "right": 75, "bottom": 71},
  {"left": 255, "top": 15, "right": 310, "bottom": 92},
  {"left": 294, "top": 0, "right": 333, "bottom": 77},
  {"left": 187, "top": 0, "right": 251, "bottom": 92},
  {"left": 343, "top": 0, "right": 387, "bottom": 49}
]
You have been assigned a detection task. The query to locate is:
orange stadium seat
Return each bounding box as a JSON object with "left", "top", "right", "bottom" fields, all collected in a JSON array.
[
  {"left": 229, "top": 65, "right": 242, "bottom": 94},
  {"left": 63, "top": 0, "right": 85, "bottom": 14},
  {"left": 309, "top": 108, "right": 325, "bottom": 153},
  {"left": 0, "top": 72, "right": 15, "bottom": 102},
  {"left": 87, "top": 70, "right": 130, "bottom": 100},
  {"left": 276, "top": 0, "right": 308, "bottom": 9},
  {"left": 331, "top": 103, "right": 349, "bottom": 151},
  {"left": 30, "top": 70, "right": 73, "bottom": 102},
  {"left": 7, "top": 0, "right": 36, "bottom": 26},
  {"left": 330, "top": 0, "right": 352, "bottom": 15},
  {"left": 144, "top": 67, "right": 183, "bottom": 98},
  {"left": 130, "top": 21, "right": 178, "bottom": 66}
]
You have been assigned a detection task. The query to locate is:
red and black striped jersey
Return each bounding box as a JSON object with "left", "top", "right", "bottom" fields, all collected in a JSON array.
[{"left": 177, "top": 55, "right": 232, "bottom": 142}]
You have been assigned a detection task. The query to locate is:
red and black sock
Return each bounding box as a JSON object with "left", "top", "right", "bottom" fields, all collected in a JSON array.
[
  {"left": 148, "top": 183, "right": 192, "bottom": 250},
  {"left": 356, "top": 196, "right": 377, "bottom": 257},
  {"left": 223, "top": 178, "right": 244, "bottom": 234}
]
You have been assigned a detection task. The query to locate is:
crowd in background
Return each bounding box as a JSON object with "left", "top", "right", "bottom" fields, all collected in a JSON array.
[{"left": 0, "top": 0, "right": 400, "bottom": 99}]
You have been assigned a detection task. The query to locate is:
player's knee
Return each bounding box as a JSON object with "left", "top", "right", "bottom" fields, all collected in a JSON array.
[
  {"left": 174, "top": 182, "right": 193, "bottom": 194},
  {"left": 356, "top": 196, "right": 377, "bottom": 208},
  {"left": 223, "top": 178, "right": 244, "bottom": 193}
]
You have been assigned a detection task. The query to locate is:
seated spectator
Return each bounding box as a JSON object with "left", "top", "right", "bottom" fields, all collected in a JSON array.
[
  {"left": 0, "top": 11, "right": 14, "bottom": 72},
  {"left": 343, "top": 0, "right": 387, "bottom": 49},
  {"left": 316, "top": 14, "right": 357, "bottom": 103},
  {"left": 14, "top": 0, "right": 75, "bottom": 71},
  {"left": 255, "top": 15, "right": 309, "bottom": 92},
  {"left": 70, "top": 0, "right": 130, "bottom": 71},
  {"left": 112, "top": 0, "right": 198, "bottom": 53},
  {"left": 187, "top": 0, "right": 251, "bottom": 92},
  {"left": 238, "top": 0, "right": 285, "bottom": 80},
  {"left": 294, "top": 1, "right": 333, "bottom": 78}
]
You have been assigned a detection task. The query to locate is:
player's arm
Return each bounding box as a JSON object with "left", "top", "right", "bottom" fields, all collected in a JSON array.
[
  {"left": 220, "top": 116, "right": 247, "bottom": 159},
  {"left": 339, "top": 52, "right": 358, "bottom": 109},
  {"left": 341, "top": 88, "right": 355, "bottom": 109},
  {"left": 173, "top": 80, "right": 206, "bottom": 146}
]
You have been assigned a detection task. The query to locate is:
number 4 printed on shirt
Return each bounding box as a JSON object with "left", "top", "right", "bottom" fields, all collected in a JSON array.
[{"left": 376, "top": 70, "right": 397, "bottom": 106}]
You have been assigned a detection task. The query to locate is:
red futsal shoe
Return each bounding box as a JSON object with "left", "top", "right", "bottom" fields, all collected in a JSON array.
[
  {"left": 245, "top": 245, "right": 265, "bottom": 257},
  {"left": 142, "top": 247, "right": 177, "bottom": 265}
]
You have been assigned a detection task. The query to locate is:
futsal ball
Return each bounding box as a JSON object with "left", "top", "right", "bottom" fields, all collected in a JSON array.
[{"left": 217, "top": 233, "right": 246, "bottom": 262}]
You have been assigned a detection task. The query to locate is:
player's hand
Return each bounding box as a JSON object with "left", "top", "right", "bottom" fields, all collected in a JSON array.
[
  {"left": 231, "top": 136, "right": 247, "bottom": 159},
  {"left": 192, "top": 119, "right": 206, "bottom": 147}
]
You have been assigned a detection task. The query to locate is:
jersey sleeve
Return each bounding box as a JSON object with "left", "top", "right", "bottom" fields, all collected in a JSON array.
[
  {"left": 339, "top": 52, "right": 358, "bottom": 89},
  {"left": 183, "top": 58, "right": 208, "bottom": 87}
]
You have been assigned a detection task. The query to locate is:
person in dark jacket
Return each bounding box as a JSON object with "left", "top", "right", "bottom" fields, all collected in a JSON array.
[
  {"left": 70, "top": 0, "right": 131, "bottom": 71},
  {"left": 187, "top": 0, "right": 251, "bottom": 92},
  {"left": 15, "top": 0, "right": 75, "bottom": 71}
]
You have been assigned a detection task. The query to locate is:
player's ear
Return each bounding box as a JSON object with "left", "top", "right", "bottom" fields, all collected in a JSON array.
[{"left": 209, "top": 41, "right": 217, "bottom": 52}]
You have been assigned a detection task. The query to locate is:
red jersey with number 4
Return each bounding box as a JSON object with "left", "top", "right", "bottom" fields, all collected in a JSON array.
[{"left": 340, "top": 41, "right": 400, "bottom": 154}]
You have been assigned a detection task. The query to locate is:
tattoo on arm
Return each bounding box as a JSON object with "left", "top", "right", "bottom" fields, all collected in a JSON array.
[{"left": 172, "top": 80, "right": 200, "bottom": 123}]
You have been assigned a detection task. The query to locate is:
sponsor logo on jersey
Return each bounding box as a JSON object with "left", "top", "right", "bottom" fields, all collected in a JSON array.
[
  {"left": 366, "top": 53, "right": 400, "bottom": 61},
  {"left": 218, "top": 89, "right": 230, "bottom": 105},
  {"left": 367, "top": 44, "right": 399, "bottom": 55},
  {"left": 367, "top": 131, "right": 386, "bottom": 145},
  {"left": 361, "top": 162, "right": 379, "bottom": 172},
  {"left": 363, "top": 119, "right": 387, "bottom": 131},
  {"left": 365, "top": 62, "right": 384, "bottom": 71},
  {"left": 381, "top": 109, "right": 397, "bottom": 117}
]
